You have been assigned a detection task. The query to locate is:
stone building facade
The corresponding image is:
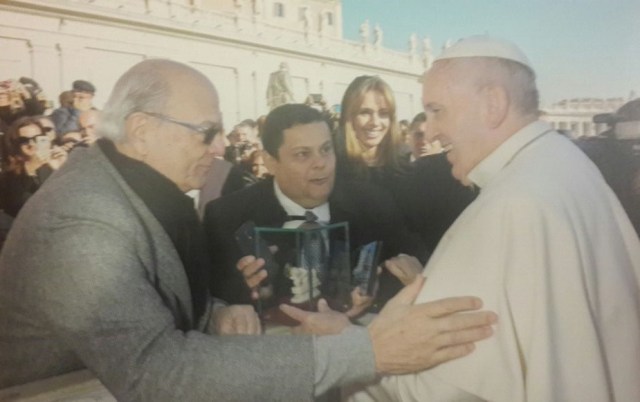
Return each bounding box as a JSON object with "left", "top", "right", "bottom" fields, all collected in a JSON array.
[
  {"left": 540, "top": 97, "right": 631, "bottom": 138},
  {"left": 0, "top": 0, "right": 430, "bottom": 126}
]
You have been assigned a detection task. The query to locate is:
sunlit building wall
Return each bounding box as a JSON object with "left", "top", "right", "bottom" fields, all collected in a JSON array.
[{"left": 0, "top": 0, "right": 428, "bottom": 125}]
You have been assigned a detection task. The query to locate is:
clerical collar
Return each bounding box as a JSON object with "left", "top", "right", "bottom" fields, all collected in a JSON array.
[
  {"left": 273, "top": 180, "right": 330, "bottom": 226},
  {"left": 467, "top": 120, "right": 553, "bottom": 188}
]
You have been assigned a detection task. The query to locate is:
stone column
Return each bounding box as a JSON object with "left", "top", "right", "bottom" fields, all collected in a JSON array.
[{"left": 27, "top": 39, "right": 64, "bottom": 101}]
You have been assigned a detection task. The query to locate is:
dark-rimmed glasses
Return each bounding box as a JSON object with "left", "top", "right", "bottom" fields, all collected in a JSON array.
[
  {"left": 17, "top": 133, "right": 47, "bottom": 146},
  {"left": 142, "top": 111, "right": 221, "bottom": 145}
]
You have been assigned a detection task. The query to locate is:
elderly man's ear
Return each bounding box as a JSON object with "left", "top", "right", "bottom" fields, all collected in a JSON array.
[
  {"left": 124, "top": 112, "right": 152, "bottom": 158},
  {"left": 483, "top": 85, "right": 509, "bottom": 129}
]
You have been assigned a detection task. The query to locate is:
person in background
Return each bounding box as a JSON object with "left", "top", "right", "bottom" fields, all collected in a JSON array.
[
  {"left": 50, "top": 80, "right": 96, "bottom": 136},
  {"left": 58, "top": 90, "right": 74, "bottom": 109},
  {"left": 237, "top": 118, "right": 260, "bottom": 145},
  {"left": 218, "top": 149, "right": 270, "bottom": 197},
  {"left": 335, "top": 74, "right": 475, "bottom": 274},
  {"left": 335, "top": 75, "right": 407, "bottom": 189},
  {"left": 334, "top": 76, "right": 428, "bottom": 299},
  {"left": 406, "top": 112, "right": 443, "bottom": 162},
  {"left": 78, "top": 109, "right": 100, "bottom": 144},
  {"left": 223, "top": 126, "right": 254, "bottom": 165},
  {"left": 398, "top": 118, "right": 411, "bottom": 155},
  {"left": 0, "top": 78, "right": 46, "bottom": 128},
  {"left": 345, "top": 35, "right": 640, "bottom": 402},
  {"left": 37, "top": 115, "right": 57, "bottom": 143},
  {"left": 247, "top": 149, "right": 268, "bottom": 178},
  {"left": 0, "top": 116, "right": 66, "bottom": 218},
  {"left": 575, "top": 98, "right": 640, "bottom": 235},
  {"left": 0, "top": 59, "right": 497, "bottom": 401},
  {"left": 204, "top": 104, "right": 426, "bottom": 311},
  {"left": 58, "top": 109, "right": 101, "bottom": 152}
]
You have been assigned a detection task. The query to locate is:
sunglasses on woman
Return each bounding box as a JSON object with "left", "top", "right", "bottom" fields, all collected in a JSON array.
[{"left": 17, "top": 132, "right": 48, "bottom": 146}]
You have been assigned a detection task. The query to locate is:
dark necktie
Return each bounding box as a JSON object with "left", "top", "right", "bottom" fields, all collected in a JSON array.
[{"left": 300, "top": 210, "right": 326, "bottom": 274}]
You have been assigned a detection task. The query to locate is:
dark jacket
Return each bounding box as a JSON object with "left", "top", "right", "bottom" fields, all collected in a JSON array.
[
  {"left": 393, "top": 153, "right": 477, "bottom": 254},
  {"left": 203, "top": 177, "right": 426, "bottom": 306},
  {"left": 0, "top": 165, "right": 53, "bottom": 217}
]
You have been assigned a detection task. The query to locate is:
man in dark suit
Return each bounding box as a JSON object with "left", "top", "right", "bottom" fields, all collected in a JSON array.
[{"left": 204, "top": 104, "right": 426, "bottom": 308}]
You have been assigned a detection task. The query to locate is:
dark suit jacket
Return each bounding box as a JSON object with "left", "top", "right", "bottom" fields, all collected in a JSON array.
[
  {"left": 394, "top": 153, "right": 477, "bottom": 255},
  {"left": 203, "top": 177, "right": 426, "bottom": 306}
]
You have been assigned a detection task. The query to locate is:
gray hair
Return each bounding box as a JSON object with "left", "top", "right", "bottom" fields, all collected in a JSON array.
[
  {"left": 97, "top": 59, "right": 176, "bottom": 141},
  {"left": 487, "top": 58, "right": 539, "bottom": 117}
]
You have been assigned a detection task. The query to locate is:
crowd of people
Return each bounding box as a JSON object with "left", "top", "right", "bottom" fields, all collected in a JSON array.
[
  {"left": 0, "top": 35, "right": 639, "bottom": 401},
  {"left": 0, "top": 79, "right": 100, "bottom": 247}
]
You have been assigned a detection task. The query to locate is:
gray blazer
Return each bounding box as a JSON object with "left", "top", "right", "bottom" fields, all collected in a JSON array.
[{"left": 0, "top": 145, "right": 321, "bottom": 401}]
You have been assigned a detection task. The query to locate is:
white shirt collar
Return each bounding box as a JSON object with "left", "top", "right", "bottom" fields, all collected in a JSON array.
[
  {"left": 468, "top": 120, "right": 553, "bottom": 188},
  {"left": 273, "top": 181, "right": 330, "bottom": 227}
]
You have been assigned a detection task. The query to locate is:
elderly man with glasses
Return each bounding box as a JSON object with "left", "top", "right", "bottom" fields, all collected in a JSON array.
[{"left": 0, "top": 59, "right": 497, "bottom": 401}]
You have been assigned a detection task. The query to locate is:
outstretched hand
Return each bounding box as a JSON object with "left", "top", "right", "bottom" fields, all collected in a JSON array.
[
  {"left": 280, "top": 299, "right": 351, "bottom": 335},
  {"left": 368, "top": 276, "right": 497, "bottom": 375},
  {"left": 344, "top": 287, "right": 375, "bottom": 319},
  {"left": 212, "top": 305, "right": 261, "bottom": 335},
  {"left": 385, "top": 253, "right": 423, "bottom": 286}
]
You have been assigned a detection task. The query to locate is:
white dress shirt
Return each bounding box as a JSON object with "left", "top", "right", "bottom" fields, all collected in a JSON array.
[{"left": 274, "top": 181, "right": 330, "bottom": 228}]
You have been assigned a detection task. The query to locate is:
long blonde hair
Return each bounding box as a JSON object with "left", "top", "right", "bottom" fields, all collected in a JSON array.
[{"left": 337, "top": 75, "right": 404, "bottom": 179}]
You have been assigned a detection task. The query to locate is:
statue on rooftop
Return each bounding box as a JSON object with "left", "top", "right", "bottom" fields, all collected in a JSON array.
[
  {"left": 373, "top": 24, "right": 383, "bottom": 47},
  {"left": 359, "top": 20, "right": 370, "bottom": 44},
  {"left": 266, "top": 62, "right": 295, "bottom": 110}
]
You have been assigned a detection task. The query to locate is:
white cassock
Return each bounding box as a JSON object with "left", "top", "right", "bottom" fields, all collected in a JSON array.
[{"left": 345, "top": 121, "right": 640, "bottom": 402}]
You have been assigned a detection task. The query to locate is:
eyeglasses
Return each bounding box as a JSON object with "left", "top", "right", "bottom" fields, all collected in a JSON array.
[
  {"left": 17, "top": 133, "right": 47, "bottom": 146},
  {"left": 142, "top": 111, "right": 221, "bottom": 145}
]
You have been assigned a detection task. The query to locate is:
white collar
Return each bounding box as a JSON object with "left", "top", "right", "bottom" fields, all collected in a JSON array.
[
  {"left": 273, "top": 181, "right": 330, "bottom": 228},
  {"left": 468, "top": 120, "right": 553, "bottom": 188}
]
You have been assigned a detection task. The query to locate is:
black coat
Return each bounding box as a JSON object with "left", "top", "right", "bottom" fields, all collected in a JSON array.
[
  {"left": 393, "top": 153, "right": 477, "bottom": 255},
  {"left": 203, "top": 177, "right": 426, "bottom": 306},
  {"left": 0, "top": 165, "right": 53, "bottom": 218}
]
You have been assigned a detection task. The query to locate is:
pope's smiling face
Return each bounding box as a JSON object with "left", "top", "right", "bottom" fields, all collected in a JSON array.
[{"left": 422, "top": 61, "right": 489, "bottom": 185}]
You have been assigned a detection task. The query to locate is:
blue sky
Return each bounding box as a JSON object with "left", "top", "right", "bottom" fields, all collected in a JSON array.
[{"left": 341, "top": 0, "right": 640, "bottom": 106}]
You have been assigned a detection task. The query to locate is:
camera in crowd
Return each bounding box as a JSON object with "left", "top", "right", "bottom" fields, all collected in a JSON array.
[
  {"left": 225, "top": 140, "right": 257, "bottom": 165},
  {"left": 0, "top": 78, "right": 50, "bottom": 112},
  {"left": 234, "top": 141, "right": 255, "bottom": 154}
]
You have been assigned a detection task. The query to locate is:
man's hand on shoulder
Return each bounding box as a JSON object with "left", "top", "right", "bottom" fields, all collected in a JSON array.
[{"left": 368, "top": 276, "right": 497, "bottom": 375}]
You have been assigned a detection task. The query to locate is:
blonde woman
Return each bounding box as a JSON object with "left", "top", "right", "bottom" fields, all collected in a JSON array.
[{"left": 335, "top": 75, "right": 408, "bottom": 187}]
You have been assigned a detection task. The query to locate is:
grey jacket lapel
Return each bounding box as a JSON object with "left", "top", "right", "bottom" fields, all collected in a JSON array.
[{"left": 89, "top": 146, "right": 194, "bottom": 326}]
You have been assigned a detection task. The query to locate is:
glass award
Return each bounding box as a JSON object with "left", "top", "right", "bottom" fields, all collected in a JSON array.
[
  {"left": 253, "top": 222, "right": 351, "bottom": 326},
  {"left": 351, "top": 240, "right": 383, "bottom": 296}
]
